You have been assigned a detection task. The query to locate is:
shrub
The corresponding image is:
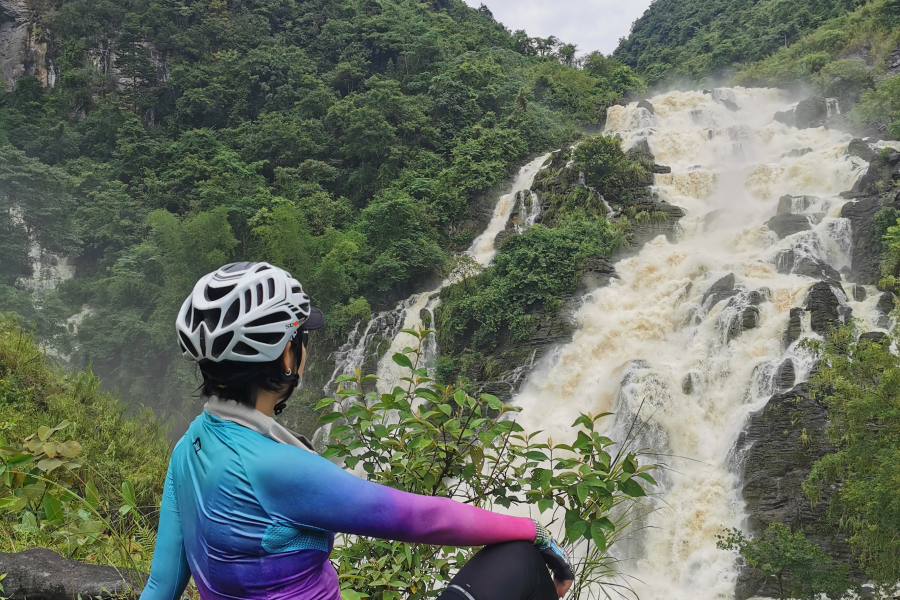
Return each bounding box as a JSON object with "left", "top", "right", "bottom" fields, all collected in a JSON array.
[{"left": 321, "top": 327, "right": 656, "bottom": 600}]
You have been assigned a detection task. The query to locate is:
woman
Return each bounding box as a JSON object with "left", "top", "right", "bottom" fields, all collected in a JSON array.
[{"left": 142, "top": 262, "right": 574, "bottom": 600}]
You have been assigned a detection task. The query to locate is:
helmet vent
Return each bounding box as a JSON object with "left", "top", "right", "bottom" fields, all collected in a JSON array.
[
  {"left": 206, "top": 284, "right": 236, "bottom": 301},
  {"left": 291, "top": 286, "right": 302, "bottom": 294},
  {"left": 191, "top": 307, "right": 203, "bottom": 332},
  {"left": 267, "top": 278, "right": 275, "bottom": 299},
  {"left": 199, "top": 328, "right": 207, "bottom": 357},
  {"left": 184, "top": 303, "right": 193, "bottom": 328},
  {"left": 223, "top": 300, "right": 240, "bottom": 328},
  {"left": 256, "top": 283, "right": 264, "bottom": 306},
  {"left": 223, "top": 262, "right": 254, "bottom": 273},
  {"left": 211, "top": 331, "right": 234, "bottom": 359},
  {"left": 233, "top": 342, "right": 258, "bottom": 356},
  {"left": 246, "top": 332, "right": 284, "bottom": 345},
  {"left": 244, "top": 290, "right": 252, "bottom": 314},
  {"left": 179, "top": 332, "right": 198, "bottom": 358},
  {"left": 202, "top": 308, "right": 221, "bottom": 332},
  {"left": 256, "top": 265, "right": 271, "bottom": 273},
  {"left": 247, "top": 311, "right": 292, "bottom": 328}
]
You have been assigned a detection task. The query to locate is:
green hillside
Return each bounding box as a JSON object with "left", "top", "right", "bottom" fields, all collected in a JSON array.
[
  {"left": 0, "top": 0, "right": 641, "bottom": 420},
  {"left": 614, "top": 0, "right": 870, "bottom": 85}
]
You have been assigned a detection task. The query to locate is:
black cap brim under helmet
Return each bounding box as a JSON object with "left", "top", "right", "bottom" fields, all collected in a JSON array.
[{"left": 304, "top": 307, "right": 325, "bottom": 331}]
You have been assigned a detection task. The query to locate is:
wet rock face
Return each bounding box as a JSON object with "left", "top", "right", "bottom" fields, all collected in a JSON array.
[
  {"left": 637, "top": 99, "right": 655, "bottom": 115},
  {"left": 847, "top": 138, "right": 877, "bottom": 163},
  {"left": 0, "top": 0, "right": 55, "bottom": 91},
  {"left": 876, "top": 291, "right": 895, "bottom": 328},
  {"left": 737, "top": 384, "right": 858, "bottom": 600},
  {"left": 794, "top": 96, "right": 827, "bottom": 129},
  {"left": 841, "top": 196, "right": 898, "bottom": 285},
  {"left": 806, "top": 281, "right": 849, "bottom": 336},
  {"left": 702, "top": 273, "right": 736, "bottom": 307},
  {"left": 0, "top": 547, "right": 145, "bottom": 599},
  {"left": 859, "top": 331, "right": 888, "bottom": 345},
  {"left": 766, "top": 214, "right": 812, "bottom": 238},
  {"left": 852, "top": 284, "right": 867, "bottom": 302},
  {"left": 785, "top": 307, "right": 805, "bottom": 348},
  {"left": 773, "top": 359, "right": 796, "bottom": 391}
]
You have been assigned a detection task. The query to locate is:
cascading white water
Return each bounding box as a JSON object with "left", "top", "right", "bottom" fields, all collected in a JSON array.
[
  {"left": 509, "top": 87, "right": 896, "bottom": 599},
  {"left": 320, "top": 154, "right": 551, "bottom": 398}
]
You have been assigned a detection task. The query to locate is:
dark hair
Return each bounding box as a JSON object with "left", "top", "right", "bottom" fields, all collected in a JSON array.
[{"left": 199, "top": 330, "right": 305, "bottom": 414}]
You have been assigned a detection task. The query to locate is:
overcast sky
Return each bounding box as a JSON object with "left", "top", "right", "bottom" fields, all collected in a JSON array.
[{"left": 462, "top": 0, "right": 653, "bottom": 56}]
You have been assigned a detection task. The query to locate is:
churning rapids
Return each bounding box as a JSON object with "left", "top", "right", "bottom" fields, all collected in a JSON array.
[{"left": 323, "top": 87, "right": 899, "bottom": 598}]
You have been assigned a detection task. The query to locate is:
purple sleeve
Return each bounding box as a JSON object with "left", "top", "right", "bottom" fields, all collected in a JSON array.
[{"left": 248, "top": 444, "right": 537, "bottom": 547}]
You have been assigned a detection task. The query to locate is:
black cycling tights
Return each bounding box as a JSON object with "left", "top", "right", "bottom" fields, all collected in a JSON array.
[{"left": 438, "top": 541, "right": 558, "bottom": 600}]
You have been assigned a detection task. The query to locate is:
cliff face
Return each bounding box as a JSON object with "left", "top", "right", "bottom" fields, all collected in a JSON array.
[
  {"left": 736, "top": 384, "right": 859, "bottom": 599},
  {"left": 0, "top": 0, "right": 55, "bottom": 90}
]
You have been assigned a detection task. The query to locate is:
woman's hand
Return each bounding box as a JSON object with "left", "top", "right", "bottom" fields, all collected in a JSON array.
[{"left": 553, "top": 575, "right": 573, "bottom": 598}]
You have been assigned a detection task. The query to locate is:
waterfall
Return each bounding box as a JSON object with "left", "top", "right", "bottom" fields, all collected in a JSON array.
[
  {"left": 319, "top": 154, "right": 551, "bottom": 400},
  {"left": 826, "top": 97, "right": 841, "bottom": 119},
  {"left": 511, "top": 88, "right": 896, "bottom": 599}
]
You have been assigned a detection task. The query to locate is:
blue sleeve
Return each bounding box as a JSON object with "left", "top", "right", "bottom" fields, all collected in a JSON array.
[
  {"left": 246, "top": 443, "right": 535, "bottom": 547},
  {"left": 140, "top": 464, "right": 191, "bottom": 600}
]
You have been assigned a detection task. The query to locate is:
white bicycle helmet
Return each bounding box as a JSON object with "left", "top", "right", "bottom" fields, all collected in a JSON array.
[{"left": 176, "top": 262, "right": 324, "bottom": 363}]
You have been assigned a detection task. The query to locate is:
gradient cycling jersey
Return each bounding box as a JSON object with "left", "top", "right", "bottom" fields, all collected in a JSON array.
[{"left": 140, "top": 412, "right": 537, "bottom": 600}]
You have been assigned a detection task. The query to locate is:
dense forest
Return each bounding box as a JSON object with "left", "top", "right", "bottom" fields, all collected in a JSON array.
[
  {"left": 0, "top": 0, "right": 642, "bottom": 426},
  {"left": 2, "top": 0, "right": 900, "bottom": 595}
]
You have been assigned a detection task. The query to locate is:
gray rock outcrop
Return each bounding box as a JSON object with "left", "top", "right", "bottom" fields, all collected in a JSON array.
[
  {"left": 0, "top": 0, "right": 55, "bottom": 90},
  {"left": 0, "top": 548, "right": 145, "bottom": 600},
  {"left": 703, "top": 273, "right": 737, "bottom": 308},
  {"left": 737, "top": 384, "right": 856, "bottom": 600},
  {"left": 806, "top": 281, "right": 849, "bottom": 336},
  {"left": 766, "top": 214, "right": 812, "bottom": 238},
  {"left": 841, "top": 196, "right": 897, "bottom": 284},
  {"left": 784, "top": 307, "right": 804, "bottom": 346}
]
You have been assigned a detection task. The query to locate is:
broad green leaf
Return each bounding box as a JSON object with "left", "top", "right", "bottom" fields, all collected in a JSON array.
[
  {"left": 121, "top": 480, "right": 137, "bottom": 507},
  {"left": 392, "top": 353, "right": 413, "bottom": 369},
  {"left": 524, "top": 451, "right": 548, "bottom": 462},
  {"left": 37, "top": 426, "right": 52, "bottom": 443},
  {"left": 565, "top": 519, "right": 588, "bottom": 543},
  {"left": 437, "top": 404, "right": 452, "bottom": 416},
  {"left": 590, "top": 521, "right": 608, "bottom": 551},
  {"left": 480, "top": 394, "right": 502, "bottom": 410},
  {"left": 538, "top": 498, "right": 554, "bottom": 514},
  {"left": 636, "top": 472, "right": 657, "bottom": 486},
  {"left": 320, "top": 412, "right": 344, "bottom": 424},
  {"left": 36, "top": 458, "right": 63, "bottom": 473},
  {"left": 416, "top": 389, "right": 441, "bottom": 402},
  {"left": 594, "top": 516, "right": 615, "bottom": 532},
  {"left": 315, "top": 398, "right": 335, "bottom": 410},
  {"left": 341, "top": 589, "right": 361, "bottom": 600},
  {"left": 618, "top": 478, "right": 646, "bottom": 498},
  {"left": 85, "top": 481, "right": 101, "bottom": 510},
  {"left": 43, "top": 493, "right": 64, "bottom": 522},
  {"left": 453, "top": 390, "right": 467, "bottom": 408},
  {"left": 576, "top": 483, "right": 588, "bottom": 504}
]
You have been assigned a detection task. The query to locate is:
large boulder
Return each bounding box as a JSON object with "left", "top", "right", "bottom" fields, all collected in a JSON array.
[
  {"left": 637, "top": 99, "right": 655, "bottom": 115},
  {"left": 794, "top": 96, "right": 827, "bottom": 129},
  {"left": 0, "top": 548, "right": 145, "bottom": 600},
  {"left": 702, "top": 273, "right": 737, "bottom": 308},
  {"left": 736, "top": 384, "right": 857, "bottom": 599},
  {"left": 766, "top": 214, "right": 812, "bottom": 238},
  {"left": 806, "top": 281, "right": 849, "bottom": 336},
  {"left": 846, "top": 138, "right": 877, "bottom": 163}
]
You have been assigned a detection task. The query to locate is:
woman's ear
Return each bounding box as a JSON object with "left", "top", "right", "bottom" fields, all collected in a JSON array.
[{"left": 281, "top": 341, "right": 295, "bottom": 374}]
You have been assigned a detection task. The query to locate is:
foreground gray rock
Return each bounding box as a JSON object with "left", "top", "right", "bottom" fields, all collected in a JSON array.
[
  {"left": 737, "top": 384, "right": 858, "bottom": 599},
  {"left": 0, "top": 548, "right": 145, "bottom": 600},
  {"left": 806, "top": 281, "right": 850, "bottom": 336}
]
